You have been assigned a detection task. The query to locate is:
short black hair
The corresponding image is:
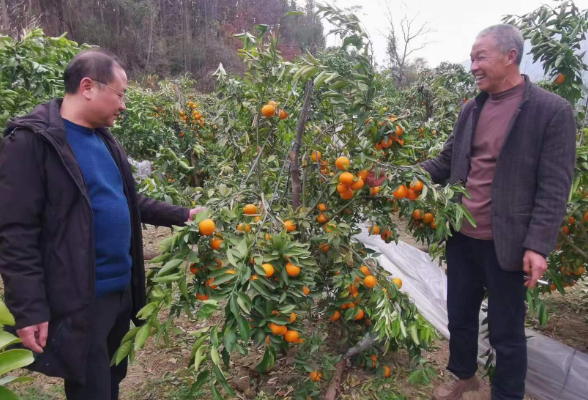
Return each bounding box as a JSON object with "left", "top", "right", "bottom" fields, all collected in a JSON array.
[{"left": 64, "top": 50, "right": 123, "bottom": 94}]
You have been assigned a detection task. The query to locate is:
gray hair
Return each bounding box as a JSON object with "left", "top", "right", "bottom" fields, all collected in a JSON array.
[{"left": 477, "top": 24, "right": 524, "bottom": 65}]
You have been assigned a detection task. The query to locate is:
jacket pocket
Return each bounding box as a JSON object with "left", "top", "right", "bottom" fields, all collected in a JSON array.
[{"left": 513, "top": 204, "right": 533, "bottom": 214}]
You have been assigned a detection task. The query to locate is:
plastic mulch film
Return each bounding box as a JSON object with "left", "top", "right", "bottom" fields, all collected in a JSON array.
[{"left": 354, "top": 229, "right": 588, "bottom": 400}]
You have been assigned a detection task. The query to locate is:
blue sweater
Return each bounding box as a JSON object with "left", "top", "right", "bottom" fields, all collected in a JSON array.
[{"left": 64, "top": 120, "right": 132, "bottom": 298}]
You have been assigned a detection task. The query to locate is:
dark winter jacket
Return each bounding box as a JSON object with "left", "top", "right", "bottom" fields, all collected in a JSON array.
[
  {"left": 420, "top": 75, "right": 577, "bottom": 271},
  {"left": 0, "top": 99, "right": 189, "bottom": 383}
]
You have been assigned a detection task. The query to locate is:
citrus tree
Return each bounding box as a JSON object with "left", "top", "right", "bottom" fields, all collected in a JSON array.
[{"left": 115, "top": 7, "right": 476, "bottom": 399}]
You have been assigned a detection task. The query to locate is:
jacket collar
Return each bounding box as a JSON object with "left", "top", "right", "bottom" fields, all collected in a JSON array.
[
  {"left": 474, "top": 74, "right": 533, "bottom": 110},
  {"left": 5, "top": 98, "right": 116, "bottom": 148}
]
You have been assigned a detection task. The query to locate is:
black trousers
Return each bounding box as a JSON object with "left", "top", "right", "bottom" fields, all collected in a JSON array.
[
  {"left": 64, "top": 287, "right": 132, "bottom": 400},
  {"left": 446, "top": 232, "right": 527, "bottom": 400}
]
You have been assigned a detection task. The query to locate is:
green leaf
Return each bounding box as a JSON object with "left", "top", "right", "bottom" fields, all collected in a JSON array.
[
  {"left": 134, "top": 323, "right": 151, "bottom": 351},
  {"left": 190, "top": 370, "right": 210, "bottom": 395},
  {"left": 190, "top": 335, "right": 209, "bottom": 361},
  {"left": 136, "top": 302, "right": 159, "bottom": 320},
  {"left": 223, "top": 328, "right": 237, "bottom": 353},
  {"left": 256, "top": 346, "right": 275, "bottom": 373},
  {"left": 0, "top": 375, "right": 34, "bottom": 385},
  {"left": 0, "top": 332, "right": 20, "bottom": 351},
  {"left": 0, "top": 386, "right": 21, "bottom": 400},
  {"left": 210, "top": 346, "right": 220, "bottom": 365},
  {"left": 283, "top": 11, "right": 305, "bottom": 17},
  {"left": 157, "top": 258, "right": 183, "bottom": 276},
  {"left": 237, "top": 315, "right": 251, "bottom": 341},
  {"left": 0, "top": 349, "right": 35, "bottom": 375},
  {"left": 150, "top": 272, "right": 183, "bottom": 283},
  {"left": 0, "top": 302, "right": 15, "bottom": 326},
  {"left": 112, "top": 341, "right": 132, "bottom": 366},
  {"left": 236, "top": 239, "right": 248, "bottom": 258},
  {"left": 198, "top": 303, "right": 219, "bottom": 319}
]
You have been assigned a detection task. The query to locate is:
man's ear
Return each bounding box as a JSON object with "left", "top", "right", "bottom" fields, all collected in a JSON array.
[{"left": 79, "top": 77, "right": 94, "bottom": 100}]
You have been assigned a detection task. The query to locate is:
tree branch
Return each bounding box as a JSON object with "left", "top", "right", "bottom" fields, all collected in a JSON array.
[{"left": 291, "top": 80, "right": 314, "bottom": 210}]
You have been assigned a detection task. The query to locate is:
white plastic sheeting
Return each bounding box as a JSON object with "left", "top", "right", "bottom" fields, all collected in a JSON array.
[
  {"left": 128, "top": 158, "right": 153, "bottom": 179},
  {"left": 354, "top": 229, "right": 588, "bottom": 400}
]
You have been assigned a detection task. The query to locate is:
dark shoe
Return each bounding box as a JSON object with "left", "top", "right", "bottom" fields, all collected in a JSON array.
[{"left": 432, "top": 377, "right": 480, "bottom": 400}]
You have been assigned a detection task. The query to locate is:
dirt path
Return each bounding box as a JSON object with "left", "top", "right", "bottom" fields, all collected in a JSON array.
[{"left": 8, "top": 225, "right": 584, "bottom": 399}]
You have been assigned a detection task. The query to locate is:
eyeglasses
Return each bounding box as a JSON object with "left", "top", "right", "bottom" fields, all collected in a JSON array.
[{"left": 93, "top": 80, "right": 126, "bottom": 104}]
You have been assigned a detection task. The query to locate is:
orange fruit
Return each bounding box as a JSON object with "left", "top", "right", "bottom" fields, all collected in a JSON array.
[
  {"left": 285, "top": 330, "right": 299, "bottom": 343},
  {"left": 354, "top": 309, "right": 365, "bottom": 320},
  {"left": 370, "top": 186, "right": 380, "bottom": 195},
  {"left": 265, "top": 233, "right": 271, "bottom": 241},
  {"left": 407, "top": 189, "right": 419, "bottom": 200},
  {"left": 430, "top": 219, "right": 438, "bottom": 229},
  {"left": 261, "top": 104, "right": 276, "bottom": 117},
  {"left": 393, "top": 185, "right": 408, "bottom": 199},
  {"left": 351, "top": 177, "right": 365, "bottom": 190},
  {"left": 196, "top": 293, "right": 209, "bottom": 301},
  {"left": 254, "top": 216, "right": 261, "bottom": 223},
  {"left": 337, "top": 183, "right": 350, "bottom": 194},
  {"left": 286, "top": 262, "right": 301, "bottom": 277},
  {"left": 310, "top": 370, "right": 322, "bottom": 382},
  {"left": 269, "top": 323, "right": 287, "bottom": 336},
  {"left": 360, "top": 265, "right": 371, "bottom": 276},
  {"left": 317, "top": 213, "right": 329, "bottom": 224},
  {"left": 562, "top": 226, "right": 570, "bottom": 235},
  {"left": 369, "top": 225, "right": 381, "bottom": 235},
  {"left": 324, "top": 223, "right": 336, "bottom": 233},
  {"left": 319, "top": 243, "right": 330, "bottom": 253},
  {"left": 380, "top": 228, "right": 391, "bottom": 241},
  {"left": 395, "top": 125, "right": 404, "bottom": 136},
  {"left": 244, "top": 204, "right": 257, "bottom": 215},
  {"left": 569, "top": 216, "right": 576, "bottom": 225},
  {"left": 199, "top": 219, "right": 215, "bottom": 236},
  {"left": 413, "top": 210, "right": 423, "bottom": 220},
  {"left": 339, "top": 172, "right": 355, "bottom": 185},
  {"left": 303, "top": 286, "right": 310, "bottom": 295},
  {"left": 383, "top": 366, "right": 391, "bottom": 378},
  {"left": 206, "top": 278, "right": 218, "bottom": 290},
  {"left": 340, "top": 188, "right": 354, "bottom": 199},
  {"left": 410, "top": 180, "right": 423, "bottom": 192},
  {"left": 317, "top": 203, "right": 327, "bottom": 211},
  {"left": 364, "top": 275, "right": 377, "bottom": 288},
  {"left": 575, "top": 267, "right": 585, "bottom": 276},
  {"left": 392, "top": 278, "right": 402, "bottom": 289},
  {"left": 284, "top": 220, "right": 296, "bottom": 232},
  {"left": 250, "top": 275, "right": 258, "bottom": 281},
  {"left": 375, "top": 142, "right": 383, "bottom": 150},
  {"left": 357, "top": 170, "right": 369, "bottom": 181},
  {"left": 279, "top": 109, "right": 288, "bottom": 120},
  {"left": 262, "top": 263, "right": 275, "bottom": 277},
  {"left": 237, "top": 223, "right": 251, "bottom": 232},
  {"left": 189, "top": 264, "right": 199, "bottom": 274},
  {"left": 311, "top": 151, "right": 321, "bottom": 162},
  {"left": 211, "top": 238, "right": 223, "bottom": 250},
  {"left": 290, "top": 313, "right": 297, "bottom": 323},
  {"left": 584, "top": 212, "right": 588, "bottom": 223},
  {"left": 554, "top": 73, "right": 565, "bottom": 85},
  {"left": 335, "top": 156, "right": 350, "bottom": 170},
  {"left": 423, "top": 213, "right": 434, "bottom": 224},
  {"left": 179, "top": 131, "right": 185, "bottom": 138},
  {"left": 268, "top": 101, "right": 277, "bottom": 108},
  {"left": 329, "top": 310, "right": 341, "bottom": 321}
]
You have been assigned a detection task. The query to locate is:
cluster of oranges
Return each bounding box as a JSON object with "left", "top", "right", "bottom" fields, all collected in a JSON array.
[
  {"left": 367, "top": 224, "right": 394, "bottom": 243},
  {"left": 261, "top": 100, "right": 288, "bottom": 120},
  {"left": 178, "top": 101, "right": 206, "bottom": 129},
  {"left": 560, "top": 212, "right": 588, "bottom": 235},
  {"left": 392, "top": 180, "right": 423, "bottom": 201},
  {"left": 331, "top": 156, "right": 371, "bottom": 200},
  {"left": 412, "top": 209, "right": 438, "bottom": 229},
  {"left": 375, "top": 124, "right": 405, "bottom": 149}
]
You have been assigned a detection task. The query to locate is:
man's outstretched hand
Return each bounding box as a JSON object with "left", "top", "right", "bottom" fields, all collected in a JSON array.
[
  {"left": 523, "top": 249, "right": 547, "bottom": 289},
  {"left": 17, "top": 322, "right": 48, "bottom": 353},
  {"left": 189, "top": 206, "right": 206, "bottom": 221}
]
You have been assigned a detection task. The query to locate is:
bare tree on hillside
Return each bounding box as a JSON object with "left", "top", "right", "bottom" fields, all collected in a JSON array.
[{"left": 380, "top": 1, "right": 433, "bottom": 88}]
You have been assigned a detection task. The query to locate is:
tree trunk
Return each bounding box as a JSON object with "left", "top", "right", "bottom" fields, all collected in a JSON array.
[
  {"left": 324, "top": 359, "right": 346, "bottom": 400},
  {"left": 1, "top": 0, "right": 9, "bottom": 34},
  {"left": 56, "top": 0, "right": 65, "bottom": 34},
  {"left": 190, "top": 151, "right": 201, "bottom": 187},
  {"left": 184, "top": 0, "right": 191, "bottom": 71},
  {"left": 290, "top": 80, "right": 314, "bottom": 210}
]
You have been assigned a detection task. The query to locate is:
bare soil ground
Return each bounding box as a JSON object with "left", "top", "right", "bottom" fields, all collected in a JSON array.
[{"left": 7, "top": 225, "right": 584, "bottom": 399}]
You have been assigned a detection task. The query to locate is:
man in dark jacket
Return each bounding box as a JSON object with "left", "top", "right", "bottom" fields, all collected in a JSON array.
[
  {"left": 420, "top": 25, "right": 576, "bottom": 400},
  {"left": 0, "top": 51, "right": 203, "bottom": 400}
]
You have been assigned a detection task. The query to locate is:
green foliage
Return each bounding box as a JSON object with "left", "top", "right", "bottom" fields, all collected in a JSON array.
[
  {"left": 0, "top": 29, "right": 88, "bottom": 129},
  {"left": 0, "top": 301, "right": 35, "bottom": 399}
]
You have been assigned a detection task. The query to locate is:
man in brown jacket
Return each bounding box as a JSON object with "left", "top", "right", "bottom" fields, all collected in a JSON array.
[
  {"left": 420, "top": 25, "right": 576, "bottom": 400},
  {"left": 0, "top": 51, "right": 203, "bottom": 400}
]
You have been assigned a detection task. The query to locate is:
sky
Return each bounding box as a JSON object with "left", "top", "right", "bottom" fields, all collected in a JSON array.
[{"left": 325, "top": 0, "right": 588, "bottom": 69}]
